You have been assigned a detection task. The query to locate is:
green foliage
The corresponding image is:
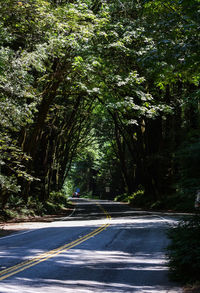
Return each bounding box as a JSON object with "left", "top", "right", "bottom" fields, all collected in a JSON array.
[
  {"left": 0, "top": 0, "right": 106, "bottom": 203},
  {"left": 0, "top": 190, "right": 70, "bottom": 220},
  {"left": 5, "top": 194, "right": 24, "bottom": 208},
  {"left": 42, "top": 191, "right": 69, "bottom": 214},
  {"left": 0, "top": 194, "right": 36, "bottom": 220},
  {"left": 176, "top": 138, "right": 200, "bottom": 197},
  {"left": 62, "top": 179, "right": 74, "bottom": 197},
  {"left": 0, "top": 174, "right": 20, "bottom": 194},
  {"left": 167, "top": 215, "right": 200, "bottom": 283},
  {"left": 48, "top": 190, "right": 68, "bottom": 206},
  {"left": 114, "top": 193, "right": 130, "bottom": 203},
  {"left": 143, "top": 0, "right": 200, "bottom": 86},
  {"left": 115, "top": 189, "right": 144, "bottom": 204},
  {"left": 0, "top": 0, "right": 199, "bottom": 215},
  {"left": 128, "top": 189, "right": 147, "bottom": 206}
]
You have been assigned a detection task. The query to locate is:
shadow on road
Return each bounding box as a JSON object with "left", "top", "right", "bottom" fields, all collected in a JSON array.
[{"left": 0, "top": 199, "right": 181, "bottom": 292}]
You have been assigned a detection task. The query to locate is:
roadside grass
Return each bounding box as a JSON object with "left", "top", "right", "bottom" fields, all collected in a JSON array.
[{"left": 166, "top": 214, "right": 200, "bottom": 288}]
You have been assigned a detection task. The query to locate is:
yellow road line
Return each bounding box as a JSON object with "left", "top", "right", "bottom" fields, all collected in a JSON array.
[
  {"left": 0, "top": 224, "right": 107, "bottom": 278},
  {"left": 0, "top": 201, "right": 111, "bottom": 281},
  {"left": 96, "top": 203, "right": 112, "bottom": 219}
]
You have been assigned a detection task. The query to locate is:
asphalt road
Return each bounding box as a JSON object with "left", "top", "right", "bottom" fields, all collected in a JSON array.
[{"left": 0, "top": 199, "right": 182, "bottom": 293}]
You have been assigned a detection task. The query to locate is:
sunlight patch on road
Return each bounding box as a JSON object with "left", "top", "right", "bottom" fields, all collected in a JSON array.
[
  {"left": 55, "top": 248, "right": 168, "bottom": 271},
  {"left": 0, "top": 202, "right": 111, "bottom": 281},
  {"left": 0, "top": 279, "right": 182, "bottom": 293}
]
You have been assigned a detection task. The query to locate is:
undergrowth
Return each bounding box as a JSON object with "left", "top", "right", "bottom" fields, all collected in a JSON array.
[
  {"left": 114, "top": 189, "right": 144, "bottom": 204},
  {"left": 115, "top": 190, "right": 196, "bottom": 212},
  {"left": 0, "top": 191, "right": 70, "bottom": 221},
  {"left": 167, "top": 214, "right": 200, "bottom": 284}
]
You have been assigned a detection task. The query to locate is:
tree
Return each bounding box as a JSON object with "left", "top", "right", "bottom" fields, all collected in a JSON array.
[{"left": 0, "top": 0, "right": 199, "bottom": 210}]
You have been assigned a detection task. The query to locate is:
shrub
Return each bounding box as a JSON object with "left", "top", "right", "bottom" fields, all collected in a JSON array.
[
  {"left": 114, "top": 189, "right": 145, "bottom": 205},
  {"left": 5, "top": 194, "right": 24, "bottom": 209},
  {"left": 48, "top": 191, "right": 68, "bottom": 206},
  {"left": 114, "top": 193, "right": 129, "bottom": 202},
  {"left": 167, "top": 215, "right": 200, "bottom": 284},
  {"left": 128, "top": 189, "right": 148, "bottom": 207}
]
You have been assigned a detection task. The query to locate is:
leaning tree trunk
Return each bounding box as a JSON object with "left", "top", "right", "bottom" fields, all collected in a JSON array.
[{"left": 21, "top": 63, "right": 66, "bottom": 200}]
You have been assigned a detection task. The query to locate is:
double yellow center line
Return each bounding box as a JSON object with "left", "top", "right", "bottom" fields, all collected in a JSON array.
[{"left": 0, "top": 201, "right": 111, "bottom": 281}]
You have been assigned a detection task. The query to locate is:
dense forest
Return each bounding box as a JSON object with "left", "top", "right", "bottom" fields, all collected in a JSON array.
[{"left": 0, "top": 0, "right": 199, "bottom": 212}]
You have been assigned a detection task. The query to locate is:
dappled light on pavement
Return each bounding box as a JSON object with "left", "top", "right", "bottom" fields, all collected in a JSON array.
[{"left": 0, "top": 199, "right": 182, "bottom": 292}]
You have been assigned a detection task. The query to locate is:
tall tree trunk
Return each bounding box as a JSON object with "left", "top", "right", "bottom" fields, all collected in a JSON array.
[{"left": 114, "top": 117, "right": 132, "bottom": 194}]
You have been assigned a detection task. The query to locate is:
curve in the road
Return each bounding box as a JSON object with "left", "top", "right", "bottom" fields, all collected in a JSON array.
[{"left": 0, "top": 201, "right": 111, "bottom": 281}]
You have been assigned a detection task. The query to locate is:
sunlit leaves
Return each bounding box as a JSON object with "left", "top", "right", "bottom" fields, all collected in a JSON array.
[
  {"left": 142, "top": 0, "right": 200, "bottom": 86},
  {"left": 0, "top": 0, "right": 199, "bottom": 204}
]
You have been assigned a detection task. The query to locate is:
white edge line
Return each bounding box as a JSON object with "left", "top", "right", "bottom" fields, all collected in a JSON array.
[
  {"left": 155, "top": 215, "right": 179, "bottom": 227},
  {"left": 0, "top": 229, "right": 38, "bottom": 240},
  {"left": 0, "top": 204, "right": 76, "bottom": 241},
  {"left": 57, "top": 204, "right": 76, "bottom": 221}
]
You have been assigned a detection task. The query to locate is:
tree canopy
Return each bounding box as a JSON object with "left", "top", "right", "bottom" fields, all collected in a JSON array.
[{"left": 0, "top": 0, "right": 199, "bottom": 211}]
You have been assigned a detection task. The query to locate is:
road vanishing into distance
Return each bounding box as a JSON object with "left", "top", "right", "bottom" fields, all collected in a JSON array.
[{"left": 0, "top": 199, "right": 182, "bottom": 293}]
